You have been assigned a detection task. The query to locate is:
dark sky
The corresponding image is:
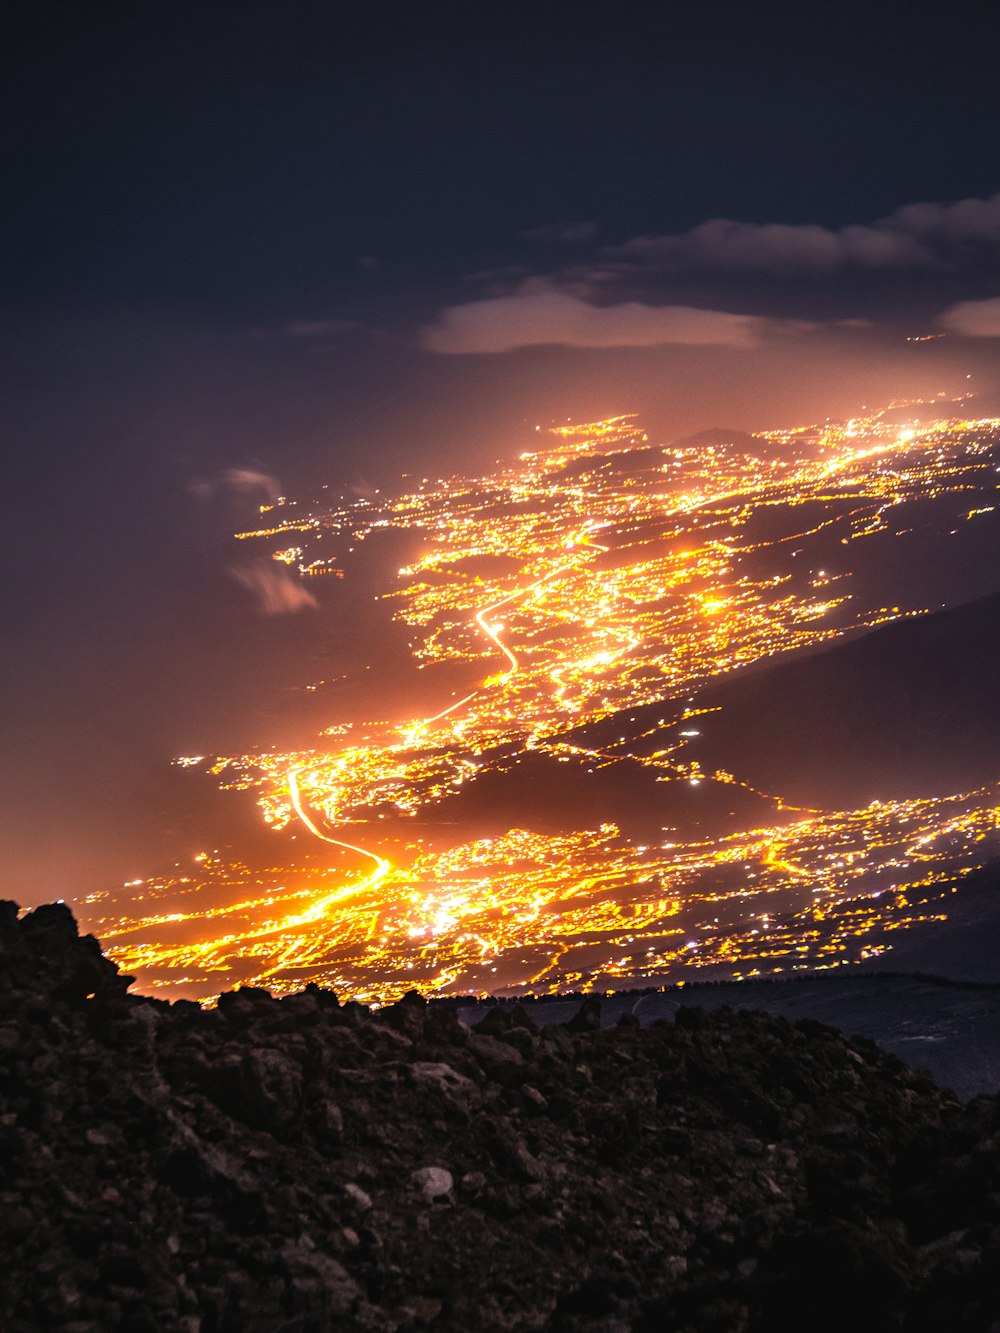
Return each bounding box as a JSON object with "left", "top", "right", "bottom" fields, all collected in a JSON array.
[
  {"left": 6, "top": 1, "right": 1000, "bottom": 323},
  {"left": 4, "top": 0, "right": 1000, "bottom": 901}
]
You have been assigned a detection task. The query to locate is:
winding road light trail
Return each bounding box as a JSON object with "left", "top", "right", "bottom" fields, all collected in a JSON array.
[
  {"left": 251, "top": 767, "right": 394, "bottom": 985},
  {"left": 106, "top": 770, "right": 395, "bottom": 992},
  {"left": 287, "top": 767, "right": 391, "bottom": 882},
  {"left": 403, "top": 530, "right": 605, "bottom": 744},
  {"left": 396, "top": 523, "right": 610, "bottom": 747},
  {"left": 284, "top": 522, "right": 612, "bottom": 957}
]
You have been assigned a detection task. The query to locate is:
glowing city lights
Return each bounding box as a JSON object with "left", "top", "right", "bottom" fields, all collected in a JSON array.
[{"left": 79, "top": 403, "right": 1000, "bottom": 1003}]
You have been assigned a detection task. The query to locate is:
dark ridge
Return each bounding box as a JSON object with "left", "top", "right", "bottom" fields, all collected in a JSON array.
[
  {"left": 575, "top": 588, "right": 1000, "bottom": 810},
  {"left": 685, "top": 588, "right": 1000, "bottom": 807},
  {"left": 422, "top": 743, "right": 777, "bottom": 838},
  {"left": 7, "top": 901, "right": 1000, "bottom": 1329},
  {"left": 670, "top": 427, "right": 762, "bottom": 452}
]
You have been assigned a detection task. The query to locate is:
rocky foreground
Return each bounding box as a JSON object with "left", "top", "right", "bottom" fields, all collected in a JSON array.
[{"left": 5, "top": 905, "right": 1000, "bottom": 1331}]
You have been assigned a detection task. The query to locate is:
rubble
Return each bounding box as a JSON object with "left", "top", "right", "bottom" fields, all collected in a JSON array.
[{"left": 4, "top": 900, "right": 1000, "bottom": 1330}]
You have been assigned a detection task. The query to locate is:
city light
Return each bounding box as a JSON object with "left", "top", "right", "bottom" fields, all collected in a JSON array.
[{"left": 80, "top": 402, "right": 1000, "bottom": 1003}]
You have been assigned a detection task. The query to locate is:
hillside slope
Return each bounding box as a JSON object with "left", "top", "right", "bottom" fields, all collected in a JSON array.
[
  {"left": 688, "top": 589, "right": 1000, "bottom": 807},
  {"left": 579, "top": 590, "right": 1000, "bottom": 811}
]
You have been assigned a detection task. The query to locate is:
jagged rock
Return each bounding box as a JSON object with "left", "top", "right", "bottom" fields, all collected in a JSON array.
[
  {"left": 468, "top": 1031, "right": 525, "bottom": 1083},
  {"left": 411, "top": 1166, "right": 453, "bottom": 1203},
  {"left": 6, "top": 900, "right": 1000, "bottom": 1331},
  {"left": 565, "top": 996, "right": 602, "bottom": 1033},
  {"left": 409, "top": 1061, "right": 478, "bottom": 1104},
  {"left": 344, "top": 1182, "right": 373, "bottom": 1211}
]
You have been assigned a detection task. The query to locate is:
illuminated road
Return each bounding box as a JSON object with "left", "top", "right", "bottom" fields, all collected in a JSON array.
[
  {"left": 256, "top": 767, "right": 393, "bottom": 984},
  {"left": 286, "top": 766, "right": 390, "bottom": 882}
]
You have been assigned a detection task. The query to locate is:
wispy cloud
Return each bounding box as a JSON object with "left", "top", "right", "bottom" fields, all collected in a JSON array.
[
  {"left": 222, "top": 467, "right": 281, "bottom": 498},
  {"left": 190, "top": 467, "right": 281, "bottom": 502},
  {"left": 230, "top": 562, "right": 319, "bottom": 615},
  {"left": 941, "top": 296, "right": 1000, "bottom": 337},
  {"left": 420, "top": 287, "right": 772, "bottom": 354},
  {"left": 605, "top": 193, "right": 1000, "bottom": 275}
]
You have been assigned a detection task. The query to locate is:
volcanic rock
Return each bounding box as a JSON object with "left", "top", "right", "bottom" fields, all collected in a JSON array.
[{"left": 5, "top": 900, "right": 1000, "bottom": 1329}]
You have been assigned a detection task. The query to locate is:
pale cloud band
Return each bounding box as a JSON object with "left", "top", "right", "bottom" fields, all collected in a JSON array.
[
  {"left": 609, "top": 193, "right": 1000, "bottom": 275},
  {"left": 420, "top": 289, "right": 769, "bottom": 355},
  {"left": 419, "top": 192, "right": 1000, "bottom": 354}
]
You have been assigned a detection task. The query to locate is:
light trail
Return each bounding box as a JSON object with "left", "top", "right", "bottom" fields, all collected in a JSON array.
[
  {"left": 403, "top": 527, "right": 603, "bottom": 743},
  {"left": 402, "top": 690, "right": 479, "bottom": 745},
  {"left": 286, "top": 766, "right": 391, "bottom": 888},
  {"left": 474, "top": 589, "right": 525, "bottom": 672},
  {"left": 288, "top": 523, "right": 610, "bottom": 920},
  {"left": 472, "top": 525, "right": 609, "bottom": 684}
]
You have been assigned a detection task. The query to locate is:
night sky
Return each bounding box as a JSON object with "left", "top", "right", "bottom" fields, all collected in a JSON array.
[{"left": 5, "top": 0, "right": 1000, "bottom": 900}]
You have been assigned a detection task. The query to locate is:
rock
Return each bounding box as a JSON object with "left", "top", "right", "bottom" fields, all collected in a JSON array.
[
  {"left": 344, "top": 1183, "right": 373, "bottom": 1212},
  {"left": 565, "top": 996, "right": 602, "bottom": 1033},
  {"left": 216, "top": 986, "right": 275, "bottom": 1020},
  {"left": 542, "top": 1025, "right": 575, "bottom": 1060},
  {"left": 198, "top": 1045, "right": 303, "bottom": 1132},
  {"left": 410, "top": 1061, "right": 477, "bottom": 1099},
  {"left": 280, "top": 1242, "right": 361, "bottom": 1316},
  {"left": 468, "top": 1032, "right": 524, "bottom": 1082},
  {"left": 5, "top": 899, "right": 1000, "bottom": 1333},
  {"left": 411, "top": 1166, "right": 453, "bottom": 1203},
  {"left": 522, "top": 1084, "right": 548, "bottom": 1112},
  {"left": 317, "top": 1098, "right": 345, "bottom": 1142},
  {"left": 475, "top": 1005, "right": 515, "bottom": 1036}
]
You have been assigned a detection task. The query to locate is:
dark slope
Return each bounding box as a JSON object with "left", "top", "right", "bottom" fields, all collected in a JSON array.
[
  {"left": 10, "top": 903, "right": 1000, "bottom": 1331},
  {"left": 685, "top": 589, "right": 1000, "bottom": 807},
  {"left": 670, "top": 427, "right": 761, "bottom": 452},
  {"left": 422, "top": 746, "right": 779, "bottom": 838},
  {"left": 851, "top": 860, "right": 1000, "bottom": 987},
  {"left": 578, "top": 590, "right": 1000, "bottom": 811}
]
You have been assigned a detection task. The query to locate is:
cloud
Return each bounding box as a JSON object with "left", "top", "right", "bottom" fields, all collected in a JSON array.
[
  {"left": 423, "top": 192, "right": 1000, "bottom": 351},
  {"left": 941, "top": 296, "right": 1000, "bottom": 337},
  {"left": 230, "top": 562, "right": 319, "bottom": 615},
  {"left": 606, "top": 192, "right": 1000, "bottom": 275},
  {"left": 190, "top": 467, "right": 281, "bottom": 501},
  {"left": 613, "top": 218, "right": 932, "bottom": 274},
  {"left": 222, "top": 467, "right": 281, "bottom": 498},
  {"left": 420, "top": 288, "right": 769, "bottom": 354},
  {"left": 521, "top": 221, "right": 600, "bottom": 244}
]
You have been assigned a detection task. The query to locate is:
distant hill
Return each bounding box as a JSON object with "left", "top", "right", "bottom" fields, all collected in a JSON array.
[
  {"left": 421, "top": 745, "right": 779, "bottom": 839},
  {"left": 654, "top": 590, "right": 1000, "bottom": 808},
  {"left": 552, "top": 444, "right": 668, "bottom": 479},
  {"left": 671, "top": 426, "right": 761, "bottom": 451}
]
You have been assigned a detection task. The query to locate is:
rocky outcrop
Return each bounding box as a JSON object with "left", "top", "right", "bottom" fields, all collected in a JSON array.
[{"left": 4, "top": 901, "right": 1000, "bottom": 1330}]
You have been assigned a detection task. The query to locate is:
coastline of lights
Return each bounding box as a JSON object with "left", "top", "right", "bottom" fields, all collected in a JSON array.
[{"left": 78, "top": 401, "right": 1000, "bottom": 1002}]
